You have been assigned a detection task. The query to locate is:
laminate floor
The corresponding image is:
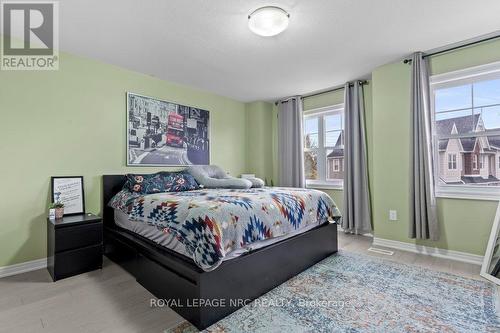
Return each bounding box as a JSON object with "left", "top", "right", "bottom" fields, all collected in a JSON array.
[{"left": 0, "top": 232, "right": 489, "bottom": 333}]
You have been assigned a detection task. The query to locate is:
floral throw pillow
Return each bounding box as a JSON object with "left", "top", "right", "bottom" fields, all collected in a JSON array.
[
  {"left": 108, "top": 189, "right": 139, "bottom": 210},
  {"left": 125, "top": 171, "right": 199, "bottom": 194}
]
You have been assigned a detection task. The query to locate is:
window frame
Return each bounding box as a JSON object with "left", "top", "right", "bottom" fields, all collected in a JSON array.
[
  {"left": 430, "top": 61, "right": 500, "bottom": 200},
  {"left": 303, "top": 104, "right": 344, "bottom": 190},
  {"left": 447, "top": 153, "right": 457, "bottom": 170},
  {"left": 333, "top": 159, "right": 340, "bottom": 172}
]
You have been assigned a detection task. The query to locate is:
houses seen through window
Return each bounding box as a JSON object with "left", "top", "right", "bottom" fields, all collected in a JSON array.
[
  {"left": 304, "top": 105, "right": 344, "bottom": 187},
  {"left": 432, "top": 66, "right": 500, "bottom": 195}
]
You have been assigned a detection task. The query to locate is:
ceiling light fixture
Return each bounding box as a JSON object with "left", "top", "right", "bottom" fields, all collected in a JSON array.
[{"left": 248, "top": 6, "right": 289, "bottom": 37}]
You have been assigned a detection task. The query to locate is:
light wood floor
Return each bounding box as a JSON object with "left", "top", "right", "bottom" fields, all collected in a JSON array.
[{"left": 0, "top": 233, "right": 488, "bottom": 333}]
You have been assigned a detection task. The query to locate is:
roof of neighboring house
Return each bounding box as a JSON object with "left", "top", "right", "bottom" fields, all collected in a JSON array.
[
  {"left": 327, "top": 131, "right": 344, "bottom": 158},
  {"left": 436, "top": 114, "right": 479, "bottom": 137},
  {"left": 438, "top": 140, "right": 447, "bottom": 150},
  {"left": 459, "top": 137, "right": 477, "bottom": 151},
  {"left": 328, "top": 149, "right": 344, "bottom": 158},
  {"left": 438, "top": 138, "right": 476, "bottom": 151},
  {"left": 486, "top": 133, "right": 500, "bottom": 149},
  {"left": 437, "top": 114, "right": 479, "bottom": 152}
]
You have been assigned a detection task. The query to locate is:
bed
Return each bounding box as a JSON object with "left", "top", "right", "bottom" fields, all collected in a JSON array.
[{"left": 103, "top": 174, "right": 340, "bottom": 329}]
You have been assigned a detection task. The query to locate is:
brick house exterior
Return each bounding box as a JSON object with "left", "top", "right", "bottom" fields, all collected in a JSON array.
[{"left": 437, "top": 114, "right": 500, "bottom": 185}]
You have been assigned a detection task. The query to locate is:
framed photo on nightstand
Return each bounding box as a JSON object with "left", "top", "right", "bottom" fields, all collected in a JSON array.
[{"left": 51, "top": 176, "right": 85, "bottom": 216}]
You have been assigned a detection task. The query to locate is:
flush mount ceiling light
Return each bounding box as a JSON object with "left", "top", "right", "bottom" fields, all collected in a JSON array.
[{"left": 248, "top": 6, "right": 289, "bottom": 37}]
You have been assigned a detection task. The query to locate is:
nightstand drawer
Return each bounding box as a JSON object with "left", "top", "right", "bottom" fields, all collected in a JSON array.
[
  {"left": 55, "top": 222, "right": 102, "bottom": 252},
  {"left": 53, "top": 244, "right": 102, "bottom": 280}
]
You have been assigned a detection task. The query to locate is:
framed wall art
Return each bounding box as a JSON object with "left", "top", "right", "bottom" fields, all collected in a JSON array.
[{"left": 127, "top": 92, "right": 210, "bottom": 166}]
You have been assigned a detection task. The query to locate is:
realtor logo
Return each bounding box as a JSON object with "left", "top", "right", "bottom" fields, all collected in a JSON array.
[{"left": 1, "top": 1, "right": 59, "bottom": 70}]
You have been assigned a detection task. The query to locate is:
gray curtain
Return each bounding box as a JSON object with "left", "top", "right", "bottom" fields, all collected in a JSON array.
[
  {"left": 409, "top": 52, "right": 439, "bottom": 240},
  {"left": 343, "top": 82, "right": 372, "bottom": 234},
  {"left": 278, "top": 97, "right": 305, "bottom": 188}
]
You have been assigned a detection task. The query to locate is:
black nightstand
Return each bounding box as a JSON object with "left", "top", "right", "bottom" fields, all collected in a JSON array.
[{"left": 47, "top": 213, "right": 103, "bottom": 281}]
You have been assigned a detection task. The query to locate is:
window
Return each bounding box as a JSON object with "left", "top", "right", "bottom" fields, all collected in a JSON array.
[
  {"left": 304, "top": 116, "right": 319, "bottom": 180},
  {"left": 472, "top": 155, "right": 478, "bottom": 170},
  {"left": 303, "top": 104, "right": 344, "bottom": 188},
  {"left": 431, "top": 61, "right": 500, "bottom": 198},
  {"left": 448, "top": 154, "right": 457, "bottom": 170},
  {"left": 334, "top": 159, "right": 340, "bottom": 171}
]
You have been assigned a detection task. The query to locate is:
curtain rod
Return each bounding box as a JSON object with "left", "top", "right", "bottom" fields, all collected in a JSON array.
[
  {"left": 302, "top": 80, "right": 368, "bottom": 100},
  {"left": 274, "top": 80, "right": 368, "bottom": 105},
  {"left": 403, "top": 33, "right": 500, "bottom": 64}
]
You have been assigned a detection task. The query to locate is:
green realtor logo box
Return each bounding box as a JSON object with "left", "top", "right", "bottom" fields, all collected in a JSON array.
[{"left": 1, "top": 1, "right": 59, "bottom": 70}]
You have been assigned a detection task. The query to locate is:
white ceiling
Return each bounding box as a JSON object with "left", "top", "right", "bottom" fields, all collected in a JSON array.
[{"left": 56, "top": 0, "right": 500, "bottom": 102}]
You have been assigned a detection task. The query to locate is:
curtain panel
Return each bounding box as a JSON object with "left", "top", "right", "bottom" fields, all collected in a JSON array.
[
  {"left": 278, "top": 97, "right": 305, "bottom": 188},
  {"left": 342, "top": 82, "right": 372, "bottom": 234},
  {"left": 409, "top": 52, "right": 439, "bottom": 241}
]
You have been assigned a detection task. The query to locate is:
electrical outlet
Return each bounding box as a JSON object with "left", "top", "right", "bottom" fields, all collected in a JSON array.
[{"left": 389, "top": 210, "right": 398, "bottom": 221}]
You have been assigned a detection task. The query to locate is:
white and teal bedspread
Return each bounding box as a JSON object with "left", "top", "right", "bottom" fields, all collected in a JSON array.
[{"left": 109, "top": 187, "right": 341, "bottom": 271}]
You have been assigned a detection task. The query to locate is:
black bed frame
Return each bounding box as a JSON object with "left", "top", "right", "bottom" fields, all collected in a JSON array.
[{"left": 103, "top": 175, "right": 338, "bottom": 330}]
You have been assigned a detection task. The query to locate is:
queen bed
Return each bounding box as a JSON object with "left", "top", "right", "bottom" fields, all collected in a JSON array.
[{"left": 103, "top": 173, "right": 340, "bottom": 329}]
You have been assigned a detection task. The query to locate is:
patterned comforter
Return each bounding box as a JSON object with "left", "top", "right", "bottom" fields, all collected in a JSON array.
[{"left": 109, "top": 187, "right": 341, "bottom": 271}]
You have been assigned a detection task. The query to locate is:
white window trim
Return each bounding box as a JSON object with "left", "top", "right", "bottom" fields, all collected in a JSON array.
[
  {"left": 334, "top": 159, "right": 340, "bottom": 171},
  {"left": 304, "top": 104, "right": 344, "bottom": 190},
  {"left": 447, "top": 153, "right": 457, "bottom": 170},
  {"left": 472, "top": 155, "right": 478, "bottom": 170},
  {"left": 307, "top": 182, "right": 343, "bottom": 190},
  {"left": 435, "top": 186, "right": 500, "bottom": 201},
  {"left": 430, "top": 61, "right": 500, "bottom": 201}
]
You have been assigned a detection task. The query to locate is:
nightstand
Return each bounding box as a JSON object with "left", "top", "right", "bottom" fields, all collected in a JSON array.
[{"left": 47, "top": 213, "right": 103, "bottom": 281}]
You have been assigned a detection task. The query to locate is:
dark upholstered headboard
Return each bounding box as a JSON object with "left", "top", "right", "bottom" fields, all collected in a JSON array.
[{"left": 102, "top": 175, "right": 127, "bottom": 228}]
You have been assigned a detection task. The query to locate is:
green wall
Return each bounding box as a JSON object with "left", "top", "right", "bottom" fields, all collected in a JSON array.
[
  {"left": 245, "top": 101, "right": 274, "bottom": 184},
  {"left": 371, "top": 39, "right": 500, "bottom": 255},
  {"left": 0, "top": 49, "right": 248, "bottom": 267},
  {"left": 303, "top": 90, "right": 344, "bottom": 111}
]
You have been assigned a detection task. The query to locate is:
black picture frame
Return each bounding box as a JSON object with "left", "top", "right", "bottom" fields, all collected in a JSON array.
[{"left": 51, "top": 176, "right": 85, "bottom": 216}]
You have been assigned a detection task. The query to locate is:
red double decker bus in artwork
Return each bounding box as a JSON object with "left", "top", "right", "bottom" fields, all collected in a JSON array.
[{"left": 166, "top": 113, "right": 184, "bottom": 147}]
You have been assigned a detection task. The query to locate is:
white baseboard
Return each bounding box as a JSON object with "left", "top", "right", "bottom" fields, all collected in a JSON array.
[
  {"left": 0, "top": 237, "right": 484, "bottom": 278},
  {"left": 0, "top": 258, "right": 47, "bottom": 279},
  {"left": 372, "top": 237, "right": 483, "bottom": 265},
  {"left": 337, "top": 226, "right": 373, "bottom": 237}
]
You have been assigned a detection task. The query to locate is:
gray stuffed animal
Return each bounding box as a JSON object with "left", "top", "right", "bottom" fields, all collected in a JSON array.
[{"left": 187, "top": 165, "right": 252, "bottom": 189}]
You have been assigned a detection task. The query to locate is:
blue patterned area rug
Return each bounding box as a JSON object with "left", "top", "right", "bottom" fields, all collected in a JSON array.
[{"left": 165, "top": 251, "right": 500, "bottom": 333}]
